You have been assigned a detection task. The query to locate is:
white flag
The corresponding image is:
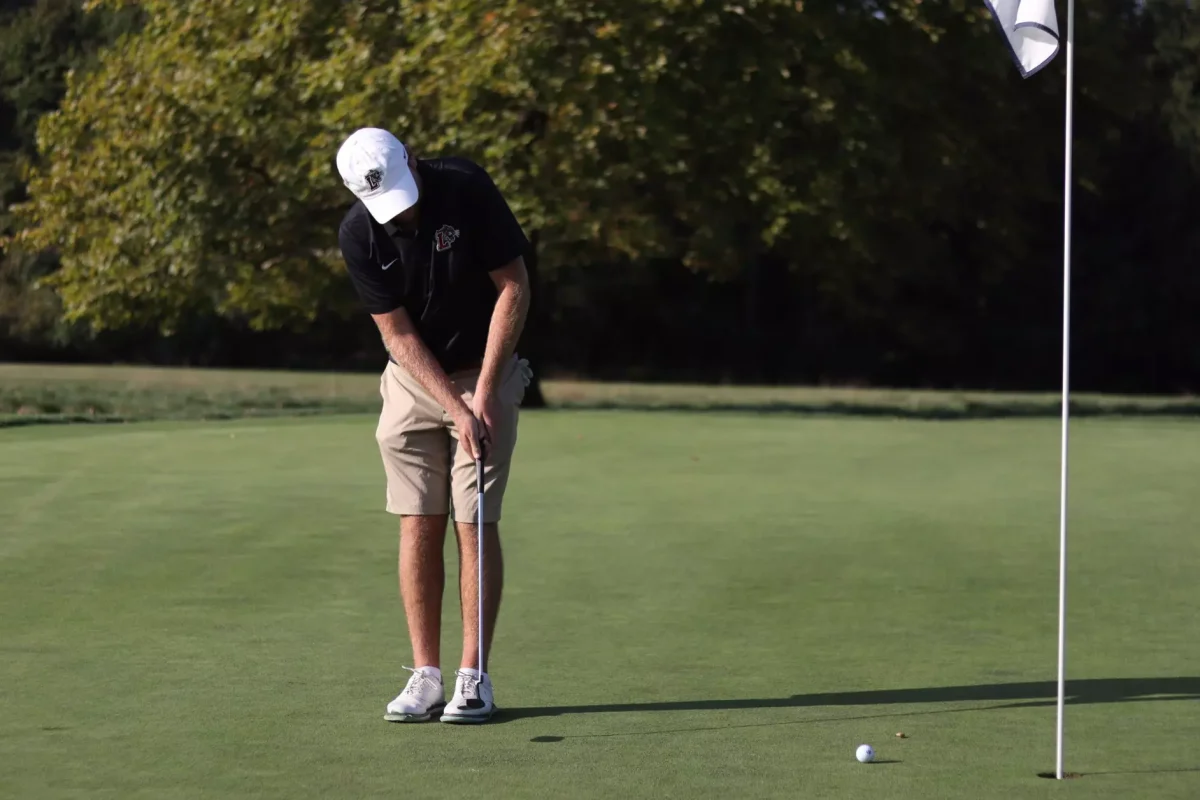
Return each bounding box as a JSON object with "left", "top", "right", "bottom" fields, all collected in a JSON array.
[{"left": 985, "top": 0, "right": 1060, "bottom": 77}]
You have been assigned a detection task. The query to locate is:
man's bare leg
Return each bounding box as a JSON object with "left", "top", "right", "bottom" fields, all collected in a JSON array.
[
  {"left": 400, "top": 514, "right": 448, "bottom": 668},
  {"left": 454, "top": 521, "right": 503, "bottom": 672}
]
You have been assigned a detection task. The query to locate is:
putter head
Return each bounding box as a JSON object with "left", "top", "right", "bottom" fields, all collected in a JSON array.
[{"left": 465, "top": 698, "right": 486, "bottom": 709}]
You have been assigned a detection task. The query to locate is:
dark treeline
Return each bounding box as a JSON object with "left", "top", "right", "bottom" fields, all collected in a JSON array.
[{"left": 2, "top": 0, "right": 1198, "bottom": 395}]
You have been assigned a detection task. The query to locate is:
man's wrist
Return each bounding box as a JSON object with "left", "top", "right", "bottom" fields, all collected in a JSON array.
[
  {"left": 475, "top": 364, "right": 498, "bottom": 400},
  {"left": 453, "top": 396, "right": 474, "bottom": 418},
  {"left": 384, "top": 332, "right": 472, "bottom": 419},
  {"left": 477, "top": 352, "right": 515, "bottom": 400}
]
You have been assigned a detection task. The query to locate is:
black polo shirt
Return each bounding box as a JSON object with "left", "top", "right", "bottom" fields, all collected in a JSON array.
[{"left": 338, "top": 157, "right": 529, "bottom": 373}]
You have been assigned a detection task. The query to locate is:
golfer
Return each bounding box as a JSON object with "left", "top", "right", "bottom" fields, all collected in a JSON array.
[{"left": 335, "top": 127, "right": 532, "bottom": 723}]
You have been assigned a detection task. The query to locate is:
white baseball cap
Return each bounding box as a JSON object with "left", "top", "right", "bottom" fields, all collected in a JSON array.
[{"left": 336, "top": 127, "right": 419, "bottom": 223}]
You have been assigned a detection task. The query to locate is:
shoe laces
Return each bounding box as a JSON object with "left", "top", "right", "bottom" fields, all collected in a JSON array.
[
  {"left": 401, "top": 666, "right": 439, "bottom": 697},
  {"left": 455, "top": 669, "right": 485, "bottom": 698}
]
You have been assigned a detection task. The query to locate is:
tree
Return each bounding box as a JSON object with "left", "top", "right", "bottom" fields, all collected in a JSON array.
[
  {"left": 0, "top": 0, "right": 141, "bottom": 352},
  {"left": 15, "top": 0, "right": 990, "bottom": 329},
  {"left": 12, "top": 0, "right": 1200, "bottom": 391}
]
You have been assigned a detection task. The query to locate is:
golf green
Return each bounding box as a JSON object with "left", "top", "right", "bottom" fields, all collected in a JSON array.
[{"left": 1, "top": 412, "right": 1198, "bottom": 799}]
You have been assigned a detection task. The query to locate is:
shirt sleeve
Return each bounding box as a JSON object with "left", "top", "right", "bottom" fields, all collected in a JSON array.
[
  {"left": 469, "top": 169, "right": 529, "bottom": 272},
  {"left": 339, "top": 220, "right": 404, "bottom": 315}
]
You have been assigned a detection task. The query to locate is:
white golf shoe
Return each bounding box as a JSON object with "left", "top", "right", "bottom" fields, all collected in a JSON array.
[
  {"left": 384, "top": 667, "right": 445, "bottom": 722},
  {"left": 440, "top": 669, "right": 496, "bottom": 723}
]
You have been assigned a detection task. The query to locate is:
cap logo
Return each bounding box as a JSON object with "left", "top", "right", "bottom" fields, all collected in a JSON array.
[{"left": 364, "top": 169, "right": 383, "bottom": 192}]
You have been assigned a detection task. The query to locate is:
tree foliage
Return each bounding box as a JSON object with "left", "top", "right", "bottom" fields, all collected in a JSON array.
[
  {"left": 0, "top": 0, "right": 140, "bottom": 347},
  {"left": 7, "top": 0, "right": 1200, "bottom": 391},
  {"left": 6, "top": 1, "right": 1048, "bottom": 328}
]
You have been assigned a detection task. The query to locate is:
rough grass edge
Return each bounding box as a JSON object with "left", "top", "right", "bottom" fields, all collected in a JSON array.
[
  {"left": 5, "top": 392, "right": 1200, "bottom": 431},
  {"left": 0, "top": 408, "right": 362, "bottom": 429},
  {"left": 3, "top": 364, "right": 1200, "bottom": 427}
]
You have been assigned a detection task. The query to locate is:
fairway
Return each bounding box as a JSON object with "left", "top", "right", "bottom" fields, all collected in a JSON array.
[{"left": 2, "top": 411, "right": 1198, "bottom": 799}]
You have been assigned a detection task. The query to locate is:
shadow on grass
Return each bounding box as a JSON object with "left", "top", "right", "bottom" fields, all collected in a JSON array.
[
  {"left": 525, "top": 702, "right": 1016, "bottom": 741},
  {"left": 1085, "top": 767, "right": 1200, "bottom": 776},
  {"left": 503, "top": 677, "right": 1200, "bottom": 723}
]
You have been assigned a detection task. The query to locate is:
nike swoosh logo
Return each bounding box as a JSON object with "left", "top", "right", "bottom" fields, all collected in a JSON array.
[{"left": 382, "top": 259, "right": 398, "bottom": 271}]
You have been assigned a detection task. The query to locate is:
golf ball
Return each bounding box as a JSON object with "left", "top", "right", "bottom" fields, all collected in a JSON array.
[{"left": 856, "top": 744, "right": 875, "bottom": 763}]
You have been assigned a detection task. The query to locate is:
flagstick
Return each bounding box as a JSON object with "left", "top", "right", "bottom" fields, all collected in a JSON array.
[{"left": 1055, "top": 0, "right": 1076, "bottom": 782}]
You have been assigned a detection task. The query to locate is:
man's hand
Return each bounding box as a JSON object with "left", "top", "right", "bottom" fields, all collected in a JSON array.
[
  {"left": 372, "top": 307, "right": 488, "bottom": 461},
  {"left": 471, "top": 390, "right": 503, "bottom": 460},
  {"left": 453, "top": 405, "right": 489, "bottom": 463}
]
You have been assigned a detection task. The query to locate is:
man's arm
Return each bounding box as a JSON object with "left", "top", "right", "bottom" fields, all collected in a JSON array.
[
  {"left": 372, "top": 307, "right": 485, "bottom": 458},
  {"left": 476, "top": 256, "right": 531, "bottom": 400}
]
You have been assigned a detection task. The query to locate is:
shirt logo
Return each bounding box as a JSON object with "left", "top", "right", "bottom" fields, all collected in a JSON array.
[
  {"left": 434, "top": 225, "right": 460, "bottom": 252},
  {"left": 381, "top": 258, "right": 398, "bottom": 271},
  {"left": 365, "top": 169, "right": 383, "bottom": 191}
]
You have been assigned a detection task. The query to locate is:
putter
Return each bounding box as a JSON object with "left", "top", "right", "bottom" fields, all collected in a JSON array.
[{"left": 468, "top": 452, "right": 487, "bottom": 710}]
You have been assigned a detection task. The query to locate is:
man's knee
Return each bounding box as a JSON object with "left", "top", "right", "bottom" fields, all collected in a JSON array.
[
  {"left": 453, "top": 522, "right": 502, "bottom": 559},
  {"left": 401, "top": 514, "right": 450, "bottom": 541}
]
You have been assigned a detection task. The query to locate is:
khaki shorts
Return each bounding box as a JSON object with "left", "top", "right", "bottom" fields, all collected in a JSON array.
[{"left": 375, "top": 356, "right": 528, "bottom": 523}]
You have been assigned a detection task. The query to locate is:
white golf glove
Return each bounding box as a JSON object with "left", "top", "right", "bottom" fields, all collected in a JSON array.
[{"left": 515, "top": 357, "right": 533, "bottom": 388}]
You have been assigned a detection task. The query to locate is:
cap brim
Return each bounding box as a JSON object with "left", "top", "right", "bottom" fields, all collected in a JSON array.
[{"left": 361, "top": 165, "right": 419, "bottom": 224}]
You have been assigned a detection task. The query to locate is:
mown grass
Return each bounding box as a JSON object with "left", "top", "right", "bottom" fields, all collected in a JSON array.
[
  {"left": 2, "top": 362, "right": 1200, "bottom": 427},
  {"left": 3, "top": 413, "right": 1200, "bottom": 798}
]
